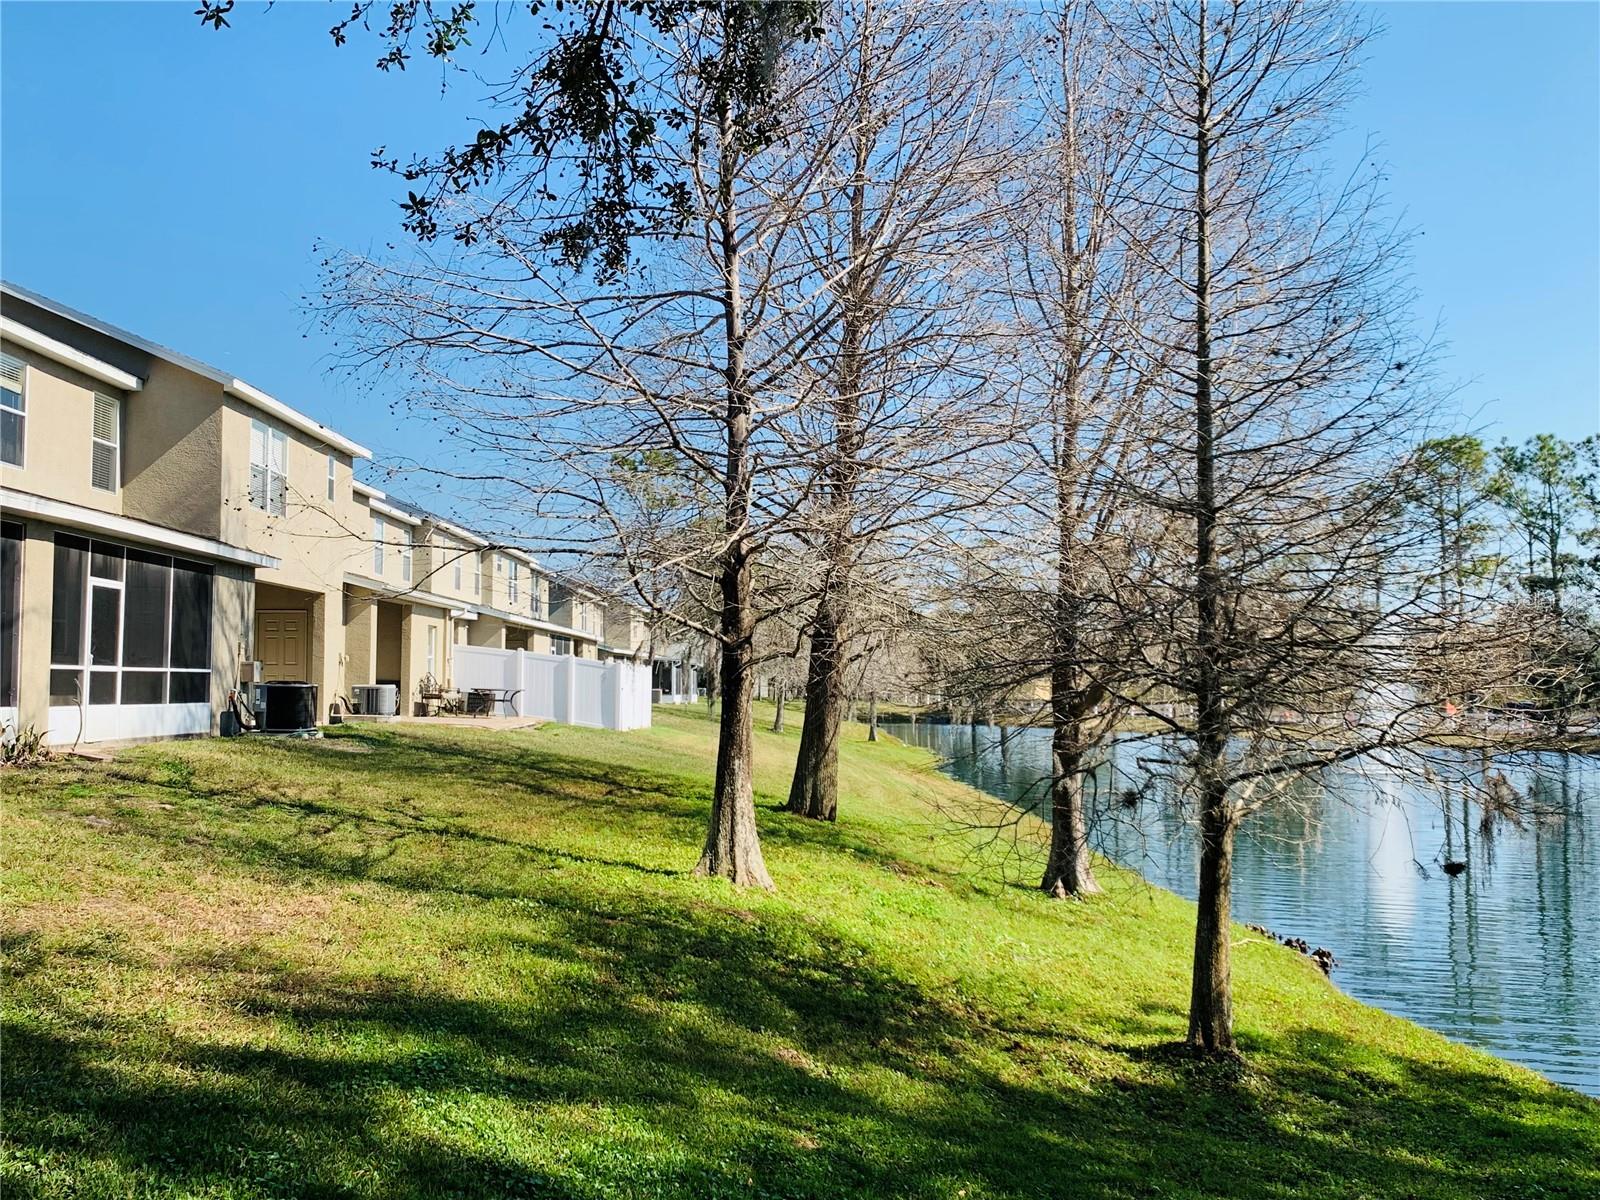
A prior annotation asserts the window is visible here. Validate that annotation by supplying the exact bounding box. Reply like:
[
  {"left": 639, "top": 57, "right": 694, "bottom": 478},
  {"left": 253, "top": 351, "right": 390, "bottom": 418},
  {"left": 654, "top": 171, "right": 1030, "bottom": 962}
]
[
  {"left": 530, "top": 583, "right": 544, "bottom": 619},
  {"left": 1, "top": 353, "right": 24, "bottom": 468},
  {"left": 326, "top": 453, "right": 337, "bottom": 502},
  {"left": 426, "top": 625, "right": 437, "bottom": 678},
  {"left": 1, "top": 523, "right": 20, "bottom": 706},
  {"left": 507, "top": 559, "right": 520, "bottom": 606},
  {"left": 48, "top": 534, "right": 212, "bottom": 706},
  {"left": 401, "top": 531, "right": 413, "bottom": 583},
  {"left": 452, "top": 542, "right": 463, "bottom": 591},
  {"left": 249, "top": 419, "right": 288, "bottom": 516},
  {"left": 551, "top": 636, "right": 572, "bottom": 656},
  {"left": 373, "top": 514, "right": 385, "bottom": 574},
  {"left": 579, "top": 603, "right": 593, "bottom": 633},
  {"left": 91, "top": 393, "right": 120, "bottom": 492},
  {"left": 474, "top": 554, "right": 481, "bottom": 596}
]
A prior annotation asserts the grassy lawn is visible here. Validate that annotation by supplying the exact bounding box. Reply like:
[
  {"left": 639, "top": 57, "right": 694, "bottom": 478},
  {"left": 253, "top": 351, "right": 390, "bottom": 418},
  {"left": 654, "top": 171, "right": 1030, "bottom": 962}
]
[{"left": 2, "top": 707, "right": 1595, "bottom": 1199}]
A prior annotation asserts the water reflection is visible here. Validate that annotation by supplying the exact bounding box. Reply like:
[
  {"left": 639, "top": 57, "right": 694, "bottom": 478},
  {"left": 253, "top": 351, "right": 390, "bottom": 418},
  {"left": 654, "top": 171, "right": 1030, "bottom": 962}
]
[{"left": 881, "top": 720, "right": 1600, "bottom": 1096}]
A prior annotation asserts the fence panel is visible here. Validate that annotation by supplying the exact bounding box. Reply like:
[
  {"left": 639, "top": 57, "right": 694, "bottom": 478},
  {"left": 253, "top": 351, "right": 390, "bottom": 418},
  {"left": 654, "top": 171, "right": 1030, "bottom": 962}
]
[{"left": 451, "top": 645, "right": 649, "bottom": 731}]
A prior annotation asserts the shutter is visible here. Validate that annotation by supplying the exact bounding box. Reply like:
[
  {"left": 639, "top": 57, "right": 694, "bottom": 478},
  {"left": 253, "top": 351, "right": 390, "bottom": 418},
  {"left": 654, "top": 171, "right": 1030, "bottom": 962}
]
[
  {"left": 93, "top": 394, "right": 119, "bottom": 442},
  {"left": 268, "top": 430, "right": 288, "bottom": 516},
  {"left": 92, "top": 443, "right": 117, "bottom": 491},
  {"left": 248, "top": 423, "right": 268, "bottom": 510},
  {"left": 91, "top": 394, "right": 119, "bottom": 491}
]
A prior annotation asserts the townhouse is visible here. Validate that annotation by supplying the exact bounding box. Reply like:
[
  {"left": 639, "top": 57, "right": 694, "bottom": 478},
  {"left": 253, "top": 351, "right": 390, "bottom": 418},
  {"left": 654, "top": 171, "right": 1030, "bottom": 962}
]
[{"left": 0, "top": 282, "right": 642, "bottom": 745}]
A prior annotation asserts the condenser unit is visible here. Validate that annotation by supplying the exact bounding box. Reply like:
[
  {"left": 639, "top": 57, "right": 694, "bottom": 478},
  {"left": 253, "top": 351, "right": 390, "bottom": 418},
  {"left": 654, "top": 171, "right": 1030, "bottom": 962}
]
[{"left": 352, "top": 684, "right": 399, "bottom": 717}]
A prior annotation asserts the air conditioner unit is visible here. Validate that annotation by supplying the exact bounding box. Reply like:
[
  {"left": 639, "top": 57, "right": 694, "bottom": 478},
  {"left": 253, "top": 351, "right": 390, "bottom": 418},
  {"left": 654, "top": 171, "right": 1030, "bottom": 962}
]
[
  {"left": 352, "top": 684, "right": 399, "bottom": 717},
  {"left": 260, "top": 682, "right": 319, "bottom": 733}
]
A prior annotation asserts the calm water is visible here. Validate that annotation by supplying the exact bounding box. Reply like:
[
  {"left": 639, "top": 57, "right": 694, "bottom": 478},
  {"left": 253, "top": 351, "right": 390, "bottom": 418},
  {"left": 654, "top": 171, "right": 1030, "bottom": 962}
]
[{"left": 881, "top": 720, "right": 1600, "bottom": 1096}]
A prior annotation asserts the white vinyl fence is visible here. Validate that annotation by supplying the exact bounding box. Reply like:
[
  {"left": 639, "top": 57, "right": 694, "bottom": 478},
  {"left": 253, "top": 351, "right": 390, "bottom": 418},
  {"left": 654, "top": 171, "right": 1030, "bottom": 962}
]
[{"left": 453, "top": 645, "right": 651, "bottom": 731}]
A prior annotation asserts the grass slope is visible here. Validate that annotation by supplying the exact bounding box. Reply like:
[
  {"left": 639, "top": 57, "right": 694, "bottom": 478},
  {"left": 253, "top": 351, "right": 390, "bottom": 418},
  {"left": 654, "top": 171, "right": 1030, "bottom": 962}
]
[{"left": 2, "top": 707, "right": 1595, "bottom": 1199}]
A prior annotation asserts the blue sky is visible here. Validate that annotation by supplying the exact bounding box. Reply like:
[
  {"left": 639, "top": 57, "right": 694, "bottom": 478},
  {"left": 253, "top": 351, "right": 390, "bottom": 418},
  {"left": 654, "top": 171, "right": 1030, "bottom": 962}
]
[{"left": 2, "top": 0, "right": 1596, "bottom": 473}]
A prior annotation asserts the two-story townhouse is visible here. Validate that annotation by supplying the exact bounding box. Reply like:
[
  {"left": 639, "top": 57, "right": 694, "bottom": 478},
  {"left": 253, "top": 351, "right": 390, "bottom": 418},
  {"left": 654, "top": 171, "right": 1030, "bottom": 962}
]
[
  {"left": 547, "top": 580, "right": 607, "bottom": 659},
  {"left": 0, "top": 281, "right": 370, "bottom": 743},
  {"left": 332, "top": 483, "right": 475, "bottom": 710},
  {"left": 601, "top": 601, "right": 649, "bottom": 664},
  {"left": 1, "top": 282, "right": 645, "bottom": 742},
  {"left": 473, "top": 546, "right": 604, "bottom": 656}
]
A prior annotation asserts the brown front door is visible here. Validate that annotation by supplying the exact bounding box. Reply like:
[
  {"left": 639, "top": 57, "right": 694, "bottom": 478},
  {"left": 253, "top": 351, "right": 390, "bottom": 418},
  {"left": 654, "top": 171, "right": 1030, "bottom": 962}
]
[{"left": 256, "top": 610, "right": 307, "bottom": 681}]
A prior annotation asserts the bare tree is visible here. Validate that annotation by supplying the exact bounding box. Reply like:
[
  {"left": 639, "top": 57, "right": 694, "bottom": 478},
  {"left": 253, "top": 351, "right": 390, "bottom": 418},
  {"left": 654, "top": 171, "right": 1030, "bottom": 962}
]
[
  {"left": 993, "top": 1, "right": 1175, "bottom": 898},
  {"left": 1106, "top": 0, "right": 1436, "bottom": 1053},
  {"left": 776, "top": 0, "right": 1023, "bottom": 821},
  {"left": 323, "top": 3, "right": 839, "bottom": 889}
]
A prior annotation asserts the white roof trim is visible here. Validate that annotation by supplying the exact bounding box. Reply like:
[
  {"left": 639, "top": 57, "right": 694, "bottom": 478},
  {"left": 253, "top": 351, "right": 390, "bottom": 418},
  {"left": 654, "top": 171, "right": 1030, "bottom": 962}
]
[
  {"left": 471, "top": 600, "right": 598, "bottom": 641},
  {"left": 352, "top": 485, "right": 488, "bottom": 548},
  {"left": 0, "top": 318, "right": 144, "bottom": 392},
  {"left": 423, "top": 516, "right": 488, "bottom": 548},
  {"left": 366, "top": 497, "right": 418, "bottom": 525},
  {"left": 226, "top": 380, "right": 371, "bottom": 460},
  {"left": 1, "top": 488, "right": 279, "bottom": 568},
  {"left": 1, "top": 281, "right": 371, "bottom": 461},
  {"left": 342, "top": 573, "right": 467, "bottom": 612}
]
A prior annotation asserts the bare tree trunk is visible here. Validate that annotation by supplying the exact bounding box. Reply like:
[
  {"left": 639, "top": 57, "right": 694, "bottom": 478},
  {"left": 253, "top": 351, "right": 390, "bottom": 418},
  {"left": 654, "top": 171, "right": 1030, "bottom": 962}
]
[
  {"left": 787, "top": 591, "right": 846, "bottom": 820},
  {"left": 772, "top": 680, "right": 786, "bottom": 732},
  {"left": 1042, "top": 647, "right": 1102, "bottom": 896},
  {"left": 867, "top": 692, "right": 878, "bottom": 741},
  {"left": 697, "top": 576, "right": 773, "bottom": 888},
  {"left": 1188, "top": 782, "right": 1235, "bottom": 1050},
  {"left": 785, "top": 58, "right": 870, "bottom": 821},
  {"left": 695, "top": 85, "right": 773, "bottom": 889},
  {"left": 1042, "top": 747, "right": 1101, "bottom": 898},
  {"left": 1186, "top": 3, "right": 1235, "bottom": 1052}
]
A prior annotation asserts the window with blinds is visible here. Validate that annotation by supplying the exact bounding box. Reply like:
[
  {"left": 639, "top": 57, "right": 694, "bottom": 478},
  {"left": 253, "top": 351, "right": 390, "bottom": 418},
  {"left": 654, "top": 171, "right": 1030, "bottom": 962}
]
[
  {"left": 91, "top": 393, "right": 120, "bottom": 492},
  {"left": 401, "top": 531, "right": 413, "bottom": 583},
  {"left": 249, "top": 419, "right": 287, "bottom": 516},
  {"left": 373, "top": 514, "right": 385, "bottom": 573},
  {"left": 0, "top": 353, "right": 24, "bottom": 468}
]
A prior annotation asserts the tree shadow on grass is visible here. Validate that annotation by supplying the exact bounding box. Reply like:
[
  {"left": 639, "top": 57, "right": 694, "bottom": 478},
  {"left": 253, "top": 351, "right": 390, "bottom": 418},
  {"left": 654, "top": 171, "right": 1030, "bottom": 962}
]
[
  {"left": 7, "top": 735, "right": 1598, "bottom": 1198},
  {"left": 8, "top": 886, "right": 1598, "bottom": 1199},
  {"left": 97, "top": 727, "right": 952, "bottom": 896}
]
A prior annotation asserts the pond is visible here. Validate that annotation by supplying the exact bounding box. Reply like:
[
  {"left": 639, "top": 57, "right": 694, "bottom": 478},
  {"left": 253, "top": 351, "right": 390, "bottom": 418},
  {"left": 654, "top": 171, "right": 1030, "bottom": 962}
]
[{"left": 879, "top": 720, "right": 1600, "bottom": 1097}]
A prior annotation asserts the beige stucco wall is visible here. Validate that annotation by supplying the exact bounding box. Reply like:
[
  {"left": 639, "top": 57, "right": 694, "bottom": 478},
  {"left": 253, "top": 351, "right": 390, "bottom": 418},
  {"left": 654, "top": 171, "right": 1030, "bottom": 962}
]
[
  {"left": 216, "top": 398, "right": 367, "bottom": 711},
  {"left": 375, "top": 602, "right": 403, "bottom": 683},
  {"left": 0, "top": 342, "right": 129, "bottom": 516},
  {"left": 0, "top": 343, "right": 226, "bottom": 544},
  {"left": 468, "top": 616, "right": 507, "bottom": 649},
  {"left": 605, "top": 606, "right": 649, "bottom": 659},
  {"left": 409, "top": 604, "right": 449, "bottom": 689},
  {"left": 210, "top": 563, "right": 255, "bottom": 729},
  {"left": 415, "top": 527, "right": 483, "bottom": 607},
  {"left": 361, "top": 506, "right": 419, "bottom": 592},
  {"left": 122, "top": 359, "right": 225, "bottom": 540},
  {"left": 12, "top": 520, "right": 54, "bottom": 735},
  {"left": 344, "top": 589, "right": 378, "bottom": 690}
]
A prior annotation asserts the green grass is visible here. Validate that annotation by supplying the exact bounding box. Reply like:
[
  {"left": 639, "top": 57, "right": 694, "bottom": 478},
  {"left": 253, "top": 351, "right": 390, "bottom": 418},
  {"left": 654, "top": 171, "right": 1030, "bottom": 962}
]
[{"left": 2, "top": 706, "right": 1595, "bottom": 1199}]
